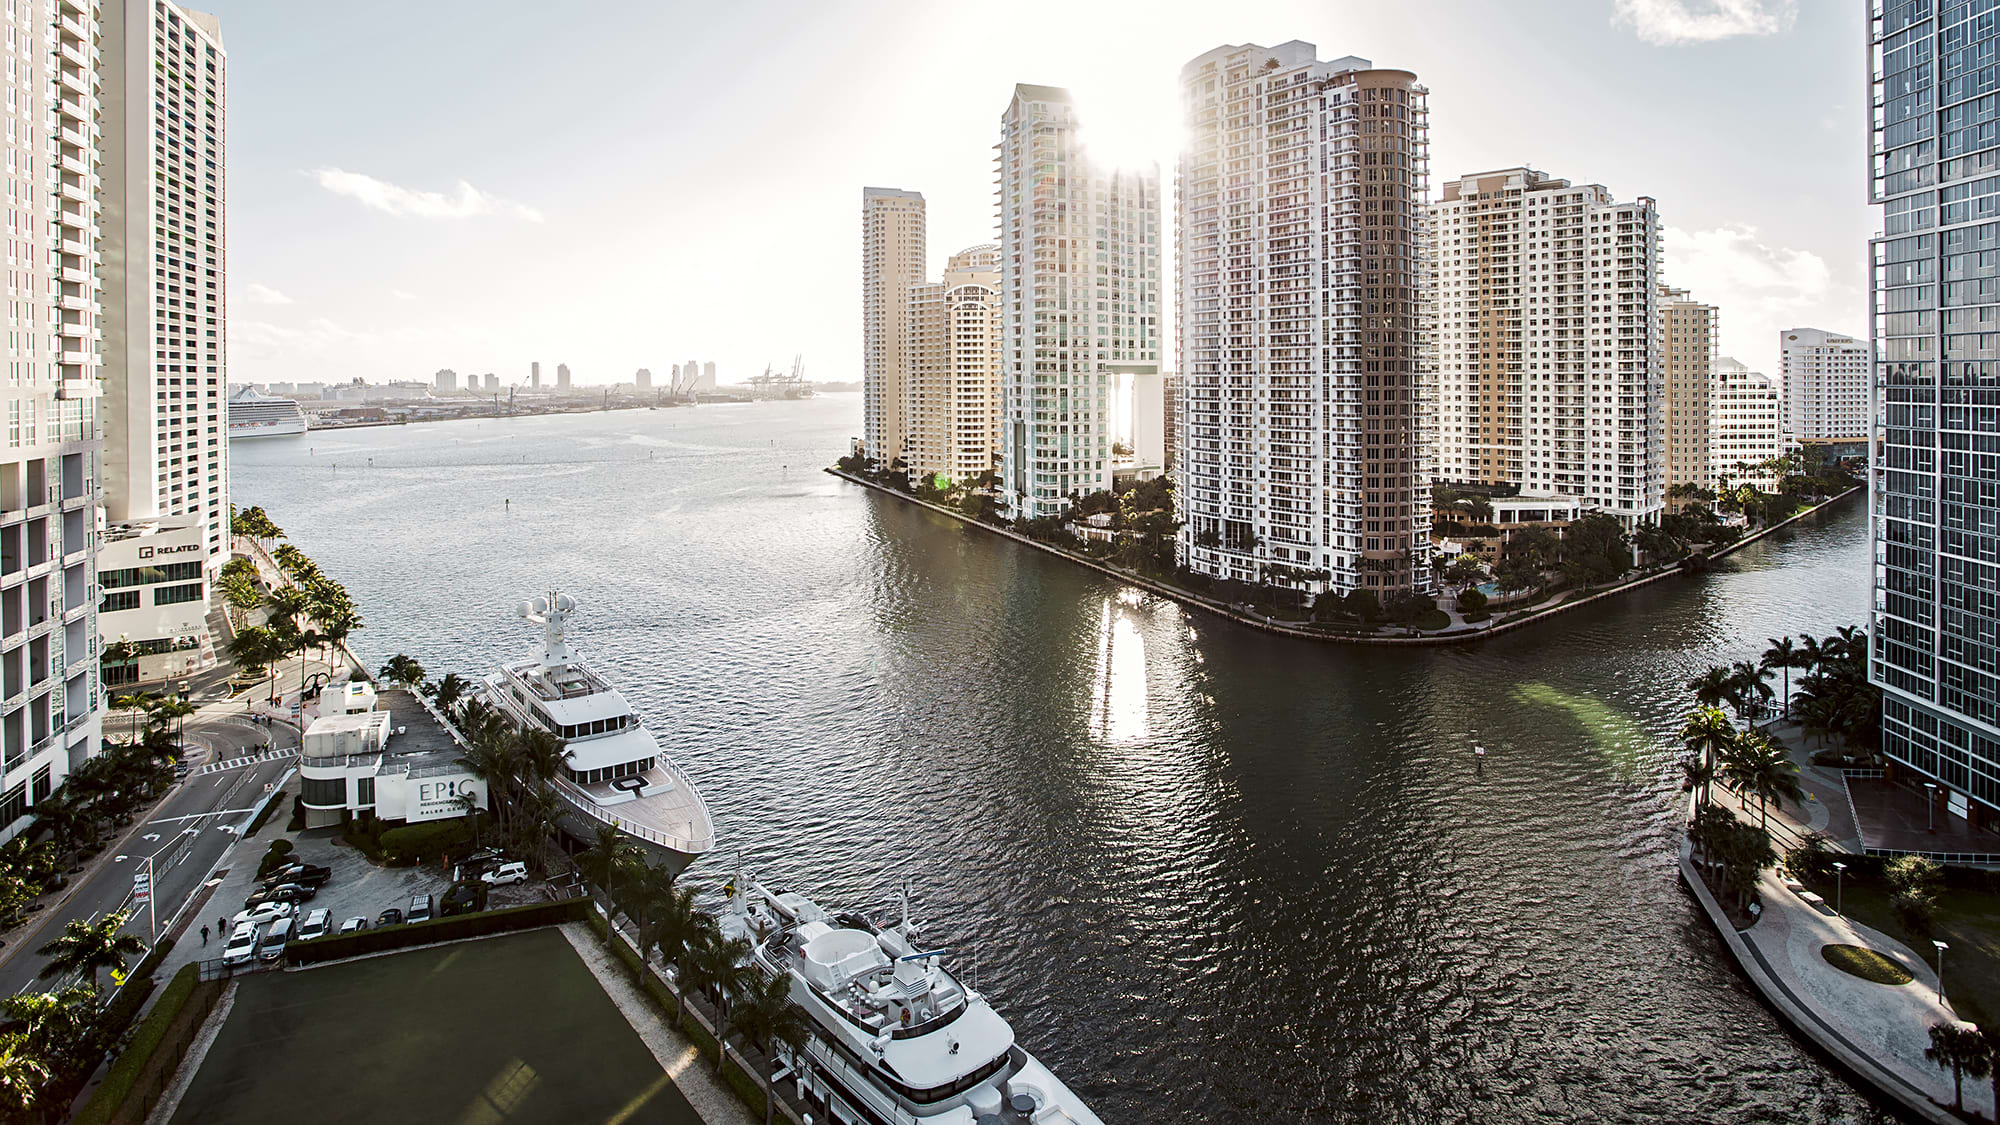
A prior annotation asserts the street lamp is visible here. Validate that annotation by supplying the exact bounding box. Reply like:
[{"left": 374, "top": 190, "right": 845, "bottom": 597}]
[
  {"left": 1936, "top": 939, "right": 1950, "bottom": 1002},
  {"left": 1832, "top": 861, "right": 1847, "bottom": 915},
  {"left": 1927, "top": 782, "right": 1939, "bottom": 833}
]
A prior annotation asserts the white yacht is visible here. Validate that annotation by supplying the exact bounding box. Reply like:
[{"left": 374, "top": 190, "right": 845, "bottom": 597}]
[
  {"left": 721, "top": 874, "right": 1104, "bottom": 1125},
  {"left": 484, "top": 591, "right": 714, "bottom": 878},
  {"left": 226, "top": 385, "right": 309, "bottom": 438}
]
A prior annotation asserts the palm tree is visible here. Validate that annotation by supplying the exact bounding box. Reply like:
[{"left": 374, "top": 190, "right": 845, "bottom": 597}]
[
  {"left": 1728, "top": 660, "right": 1773, "bottom": 721},
  {"left": 1686, "top": 665, "right": 1733, "bottom": 710},
  {"left": 218, "top": 571, "right": 260, "bottom": 630},
  {"left": 227, "top": 625, "right": 285, "bottom": 703},
  {"left": 426, "top": 672, "right": 472, "bottom": 716},
  {"left": 1678, "top": 707, "right": 1734, "bottom": 816},
  {"left": 0, "top": 1032, "right": 49, "bottom": 1118},
  {"left": 513, "top": 727, "right": 570, "bottom": 784},
  {"left": 454, "top": 791, "right": 481, "bottom": 850},
  {"left": 1925, "top": 1020, "right": 1990, "bottom": 1112},
  {"left": 1797, "top": 633, "right": 1825, "bottom": 677},
  {"left": 2, "top": 984, "right": 97, "bottom": 1060},
  {"left": 730, "top": 970, "right": 814, "bottom": 1124},
  {"left": 684, "top": 930, "right": 753, "bottom": 1072},
  {"left": 110, "top": 690, "right": 156, "bottom": 746},
  {"left": 265, "top": 586, "right": 312, "bottom": 692},
  {"left": 1722, "top": 731, "right": 1804, "bottom": 830},
  {"left": 378, "top": 653, "right": 425, "bottom": 691},
  {"left": 579, "top": 821, "right": 644, "bottom": 920},
  {"left": 31, "top": 792, "right": 85, "bottom": 863},
  {"left": 1761, "top": 636, "right": 1800, "bottom": 721},
  {"left": 453, "top": 735, "right": 518, "bottom": 841},
  {"left": 651, "top": 883, "right": 718, "bottom": 1026},
  {"left": 36, "top": 911, "right": 146, "bottom": 990},
  {"left": 149, "top": 697, "right": 196, "bottom": 758}
]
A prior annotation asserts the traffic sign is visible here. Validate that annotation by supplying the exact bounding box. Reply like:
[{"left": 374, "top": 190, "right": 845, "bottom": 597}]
[{"left": 132, "top": 870, "right": 151, "bottom": 905}]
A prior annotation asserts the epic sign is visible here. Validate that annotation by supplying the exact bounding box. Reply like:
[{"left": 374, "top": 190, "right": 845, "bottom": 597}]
[{"left": 407, "top": 774, "right": 486, "bottom": 824}]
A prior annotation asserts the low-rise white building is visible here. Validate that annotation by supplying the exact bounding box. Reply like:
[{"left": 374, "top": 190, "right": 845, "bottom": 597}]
[
  {"left": 298, "top": 687, "right": 488, "bottom": 830},
  {"left": 97, "top": 517, "right": 212, "bottom": 689}
]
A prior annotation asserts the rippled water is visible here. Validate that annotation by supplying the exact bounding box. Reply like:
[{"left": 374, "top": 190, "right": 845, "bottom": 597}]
[{"left": 232, "top": 397, "right": 1894, "bottom": 1123}]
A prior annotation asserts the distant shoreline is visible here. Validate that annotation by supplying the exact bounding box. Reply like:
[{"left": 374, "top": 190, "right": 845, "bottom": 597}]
[{"left": 828, "top": 467, "right": 1861, "bottom": 648}]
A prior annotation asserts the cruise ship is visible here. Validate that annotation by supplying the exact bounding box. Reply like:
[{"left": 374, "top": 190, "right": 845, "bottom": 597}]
[
  {"left": 484, "top": 591, "right": 714, "bottom": 878},
  {"left": 226, "top": 385, "right": 309, "bottom": 438},
  {"left": 720, "top": 873, "right": 1104, "bottom": 1125}
]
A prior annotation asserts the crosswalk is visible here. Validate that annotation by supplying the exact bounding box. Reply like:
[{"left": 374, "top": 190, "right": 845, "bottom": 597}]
[{"left": 189, "top": 746, "right": 297, "bottom": 777}]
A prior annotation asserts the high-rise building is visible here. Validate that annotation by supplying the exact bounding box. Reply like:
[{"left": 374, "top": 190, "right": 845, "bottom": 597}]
[
  {"left": 1779, "top": 327, "right": 1869, "bottom": 449},
  {"left": 998, "top": 85, "right": 1160, "bottom": 519},
  {"left": 483, "top": 372, "right": 498, "bottom": 392},
  {"left": 1661, "top": 287, "right": 1719, "bottom": 491},
  {"left": 102, "top": 0, "right": 228, "bottom": 573},
  {"left": 1710, "top": 358, "right": 1783, "bottom": 491},
  {"left": 435, "top": 369, "right": 457, "bottom": 391},
  {"left": 1429, "top": 166, "right": 1663, "bottom": 527},
  {"left": 0, "top": 0, "right": 108, "bottom": 839},
  {"left": 702, "top": 361, "right": 716, "bottom": 390},
  {"left": 556, "top": 363, "right": 571, "bottom": 390},
  {"left": 1869, "top": 4, "right": 2000, "bottom": 828},
  {"left": 863, "top": 187, "right": 926, "bottom": 467},
  {"left": 1163, "top": 373, "right": 1182, "bottom": 472},
  {"left": 905, "top": 243, "right": 1002, "bottom": 484},
  {"left": 1176, "top": 44, "right": 1425, "bottom": 594},
  {"left": 530, "top": 361, "right": 541, "bottom": 388},
  {"left": 636, "top": 368, "right": 652, "bottom": 389}
]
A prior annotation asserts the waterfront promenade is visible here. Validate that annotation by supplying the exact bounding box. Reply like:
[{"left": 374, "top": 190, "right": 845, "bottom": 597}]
[{"left": 829, "top": 466, "right": 1861, "bottom": 647}]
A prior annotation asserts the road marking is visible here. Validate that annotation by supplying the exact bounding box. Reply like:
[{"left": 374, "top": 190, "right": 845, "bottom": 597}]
[
  {"left": 142, "top": 833, "right": 160, "bottom": 841},
  {"left": 145, "top": 809, "right": 261, "bottom": 825},
  {"left": 114, "top": 855, "right": 127, "bottom": 862}
]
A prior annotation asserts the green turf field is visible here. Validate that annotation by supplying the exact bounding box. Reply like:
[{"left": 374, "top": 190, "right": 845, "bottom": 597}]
[{"left": 169, "top": 927, "right": 702, "bottom": 1125}]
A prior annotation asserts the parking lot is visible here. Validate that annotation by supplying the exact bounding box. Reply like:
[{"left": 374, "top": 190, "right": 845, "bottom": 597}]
[{"left": 194, "top": 824, "right": 545, "bottom": 957}]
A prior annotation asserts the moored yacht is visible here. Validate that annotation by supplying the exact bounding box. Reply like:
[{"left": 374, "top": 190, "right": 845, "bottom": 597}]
[
  {"left": 484, "top": 591, "right": 713, "bottom": 878},
  {"left": 720, "top": 873, "right": 1103, "bottom": 1125}
]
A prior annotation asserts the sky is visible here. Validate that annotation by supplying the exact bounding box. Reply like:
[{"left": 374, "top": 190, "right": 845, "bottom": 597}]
[{"left": 210, "top": 0, "right": 1864, "bottom": 388}]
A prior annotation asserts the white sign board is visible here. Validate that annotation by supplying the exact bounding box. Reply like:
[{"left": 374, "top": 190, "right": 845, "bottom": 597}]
[
  {"left": 132, "top": 870, "right": 151, "bottom": 905},
  {"left": 406, "top": 773, "right": 488, "bottom": 824}
]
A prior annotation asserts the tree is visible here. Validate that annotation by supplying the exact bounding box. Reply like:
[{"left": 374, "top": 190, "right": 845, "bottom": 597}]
[
  {"left": 227, "top": 626, "right": 285, "bottom": 702},
  {"left": 35, "top": 911, "right": 146, "bottom": 990},
  {"left": 1457, "top": 588, "right": 1489, "bottom": 617},
  {"left": 1761, "top": 636, "right": 1801, "bottom": 720},
  {"left": 1494, "top": 555, "right": 1542, "bottom": 596},
  {"left": 730, "top": 970, "right": 814, "bottom": 1124},
  {"left": 684, "top": 930, "right": 754, "bottom": 1072},
  {"left": 218, "top": 571, "right": 260, "bottom": 630},
  {"left": 1679, "top": 706, "right": 1734, "bottom": 820},
  {"left": 1925, "top": 1020, "right": 1990, "bottom": 1112},
  {"left": 0, "top": 1032, "right": 48, "bottom": 1118},
  {"left": 378, "top": 654, "right": 426, "bottom": 691},
  {"left": 1346, "top": 589, "right": 1382, "bottom": 625},
  {"left": 1732, "top": 731, "right": 1803, "bottom": 830},
  {"left": 578, "top": 820, "right": 643, "bottom": 918},
  {"left": 109, "top": 690, "right": 155, "bottom": 746},
  {"left": 651, "top": 884, "right": 718, "bottom": 1027},
  {"left": 149, "top": 697, "right": 196, "bottom": 759},
  {"left": 1, "top": 984, "right": 97, "bottom": 1064},
  {"left": 425, "top": 672, "right": 472, "bottom": 716}
]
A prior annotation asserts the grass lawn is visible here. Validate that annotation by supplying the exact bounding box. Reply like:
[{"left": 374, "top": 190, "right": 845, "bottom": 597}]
[
  {"left": 1822, "top": 943, "right": 1915, "bottom": 985},
  {"left": 169, "top": 927, "right": 700, "bottom": 1125},
  {"left": 1801, "top": 871, "right": 2000, "bottom": 1027}
]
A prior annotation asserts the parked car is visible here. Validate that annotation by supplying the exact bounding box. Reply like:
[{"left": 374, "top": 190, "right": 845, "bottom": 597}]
[
  {"left": 261, "top": 862, "right": 332, "bottom": 889},
  {"left": 440, "top": 881, "right": 486, "bottom": 917},
  {"left": 479, "top": 861, "right": 529, "bottom": 887},
  {"left": 244, "top": 883, "right": 314, "bottom": 909},
  {"left": 407, "top": 894, "right": 433, "bottom": 924},
  {"left": 338, "top": 916, "right": 369, "bottom": 935},
  {"left": 258, "top": 917, "right": 293, "bottom": 962},
  {"left": 376, "top": 908, "right": 403, "bottom": 927},
  {"left": 221, "top": 924, "right": 258, "bottom": 967},
  {"left": 232, "top": 900, "right": 297, "bottom": 929},
  {"left": 295, "top": 908, "right": 331, "bottom": 942}
]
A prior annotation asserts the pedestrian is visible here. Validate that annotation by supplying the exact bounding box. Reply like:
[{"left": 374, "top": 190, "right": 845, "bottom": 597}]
[
  {"left": 200, "top": 924, "right": 209, "bottom": 945},
  {"left": 218, "top": 915, "right": 228, "bottom": 938}
]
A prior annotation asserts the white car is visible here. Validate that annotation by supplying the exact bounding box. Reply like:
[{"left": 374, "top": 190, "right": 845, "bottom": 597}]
[
  {"left": 221, "top": 924, "right": 258, "bottom": 967},
  {"left": 295, "top": 908, "right": 331, "bottom": 942},
  {"left": 232, "top": 900, "right": 297, "bottom": 929},
  {"left": 338, "top": 916, "right": 369, "bottom": 935},
  {"left": 480, "top": 861, "right": 529, "bottom": 887}
]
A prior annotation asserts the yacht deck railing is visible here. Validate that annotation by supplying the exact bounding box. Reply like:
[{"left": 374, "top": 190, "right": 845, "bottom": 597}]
[{"left": 552, "top": 764, "right": 715, "bottom": 855}]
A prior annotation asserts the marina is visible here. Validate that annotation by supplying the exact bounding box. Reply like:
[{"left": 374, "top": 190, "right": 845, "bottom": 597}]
[{"left": 229, "top": 398, "right": 1882, "bottom": 1122}]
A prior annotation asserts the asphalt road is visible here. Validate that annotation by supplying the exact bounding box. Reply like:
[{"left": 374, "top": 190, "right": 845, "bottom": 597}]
[{"left": 0, "top": 703, "right": 300, "bottom": 996}]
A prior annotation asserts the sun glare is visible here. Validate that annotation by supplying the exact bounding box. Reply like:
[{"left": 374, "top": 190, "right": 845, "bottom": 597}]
[{"left": 1069, "top": 76, "right": 1185, "bottom": 173}]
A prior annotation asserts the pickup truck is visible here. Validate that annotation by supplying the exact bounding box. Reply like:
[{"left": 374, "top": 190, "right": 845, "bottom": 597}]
[{"left": 261, "top": 862, "right": 332, "bottom": 890}]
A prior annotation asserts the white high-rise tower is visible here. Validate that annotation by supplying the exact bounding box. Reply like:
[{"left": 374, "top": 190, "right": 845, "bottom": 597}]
[
  {"left": 1177, "top": 43, "right": 1429, "bottom": 595},
  {"left": 1778, "top": 327, "right": 1869, "bottom": 448},
  {"left": 998, "top": 85, "right": 1160, "bottom": 519}
]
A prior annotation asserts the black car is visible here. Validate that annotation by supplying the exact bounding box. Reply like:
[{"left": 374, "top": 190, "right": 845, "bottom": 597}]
[
  {"left": 376, "top": 907, "right": 404, "bottom": 927},
  {"left": 263, "top": 862, "right": 332, "bottom": 889},
  {"left": 244, "top": 883, "right": 314, "bottom": 909}
]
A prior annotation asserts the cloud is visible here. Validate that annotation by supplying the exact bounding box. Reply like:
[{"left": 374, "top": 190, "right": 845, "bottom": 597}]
[
  {"left": 389, "top": 289, "right": 417, "bottom": 301},
  {"left": 230, "top": 317, "right": 374, "bottom": 357},
  {"left": 1613, "top": 0, "right": 1797, "bottom": 44},
  {"left": 310, "top": 168, "right": 544, "bottom": 222},
  {"left": 1665, "top": 225, "right": 1854, "bottom": 370},
  {"left": 241, "top": 282, "right": 293, "bottom": 306}
]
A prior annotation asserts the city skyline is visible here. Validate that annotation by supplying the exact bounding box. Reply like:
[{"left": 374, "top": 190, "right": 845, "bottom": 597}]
[{"left": 201, "top": 0, "right": 1858, "bottom": 387}]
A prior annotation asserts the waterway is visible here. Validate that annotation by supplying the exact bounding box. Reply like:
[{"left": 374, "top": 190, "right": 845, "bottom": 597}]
[{"left": 232, "top": 396, "right": 1888, "bottom": 1123}]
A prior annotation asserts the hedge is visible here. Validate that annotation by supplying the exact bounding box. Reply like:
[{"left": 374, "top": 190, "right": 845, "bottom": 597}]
[
  {"left": 128, "top": 934, "right": 175, "bottom": 986},
  {"left": 286, "top": 898, "right": 588, "bottom": 965},
  {"left": 377, "top": 818, "right": 472, "bottom": 863},
  {"left": 72, "top": 964, "right": 200, "bottom": 1125}
]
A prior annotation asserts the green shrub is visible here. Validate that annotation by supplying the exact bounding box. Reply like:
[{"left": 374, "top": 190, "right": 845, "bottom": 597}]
[
  {"left": 286, "top": 793, "right": 306, "bottom": 832},
  {"left": 72, "top": 964, "right": 200, "bottom": 1125},
  {"left": 256, "top": 839, "right": 295, "bottom": 877},
  {"left": 286, "top": 899, "right": 588, "bottom": 965},
  {"left": 1457, "top": 588, "right": 1488, "bottom": 616},
  {"left": 377, "top": 818, "right": 471, "bottom": 863}
]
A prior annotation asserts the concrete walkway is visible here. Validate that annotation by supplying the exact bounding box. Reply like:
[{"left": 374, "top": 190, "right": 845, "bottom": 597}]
[
  {"left": 1744, "top": 865, "right": 1987, "bottom": 1119},
  {"left": 558, "top": 922, "right": 757, "bottom": 1125}
]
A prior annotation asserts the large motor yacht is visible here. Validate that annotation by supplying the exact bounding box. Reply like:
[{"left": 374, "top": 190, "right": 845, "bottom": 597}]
[
  {"left": 484, "top": 591, "right": 713, "bottom": 877},
  {"left": 720, "top": 873, "right": 1103, "bottom": 1125}
]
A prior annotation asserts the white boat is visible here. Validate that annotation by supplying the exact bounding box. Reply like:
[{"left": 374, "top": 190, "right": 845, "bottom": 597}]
[
  {"left": 721, "top": 874, "right": 1104, "bottom": 1125},
  {"left": 484, "top": 591, "right": 714, "bottom": 878},
  {"left": 227, "top": 385, "right": 309, "bottom": 438}
]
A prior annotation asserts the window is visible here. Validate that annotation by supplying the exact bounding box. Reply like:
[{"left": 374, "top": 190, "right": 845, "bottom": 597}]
[
  {"left": 153, "top": 582, "right": 203, "bottom": 606},
  {"left": 300, "top": 775, "right": 346, "bottom": 808},
  {"left": 99, "top": 590, "right": 140, "bottom": 613},
  {"left": 100, "top": 561, "right": 200, "bottom": 589}
]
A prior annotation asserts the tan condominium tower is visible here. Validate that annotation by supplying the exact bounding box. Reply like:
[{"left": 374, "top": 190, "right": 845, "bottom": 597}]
[
  {"left": 1429, "top": 167, "right": 1663, "bottom": 526},
  {"left": 0, "top": 0, "right": 108, "bottom": 839},
  {"left": 906, "top": 243, "right": 1002, "bottom": 485},
  {"left": 862, "top": 187, "right": 926, "bottom": 468},
  {"left": 102, "top": 0, "right": 229, "bottom": 571},
  {"left": 1660, "top": 286, "right": 1718, "bottom": 490},
  {"left": 1177, "top": 42, "right": 1429, "bottom": 596},
  {"left": 1777, "top": 327, "right": 1869, "bottom": 448},
  {"left": 997, "top": 84, "right": 1161, "bottom": 519}
]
